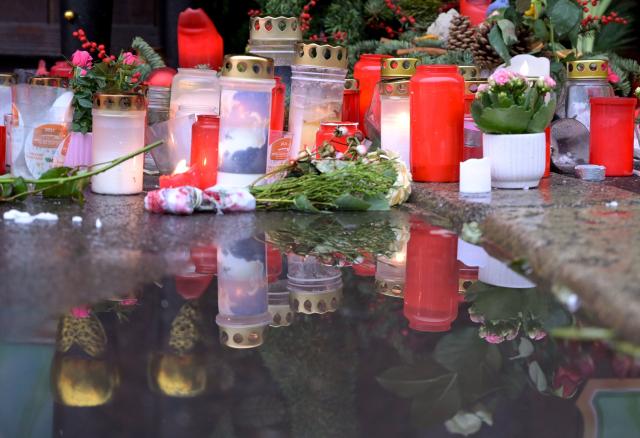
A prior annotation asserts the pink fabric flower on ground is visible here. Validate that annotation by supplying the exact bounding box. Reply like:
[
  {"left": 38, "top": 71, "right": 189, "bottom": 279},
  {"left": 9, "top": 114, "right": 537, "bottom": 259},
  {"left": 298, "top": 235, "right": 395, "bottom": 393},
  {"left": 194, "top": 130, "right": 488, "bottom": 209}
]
[
  {"left": 71, "top": 50, "right": 92, "bottom": 69},
  {"left": 607, "top": 66, "right": 619, "bottom": 84},
  {"left": 122, "top": 52, "right": 139, "bottom": 65}
]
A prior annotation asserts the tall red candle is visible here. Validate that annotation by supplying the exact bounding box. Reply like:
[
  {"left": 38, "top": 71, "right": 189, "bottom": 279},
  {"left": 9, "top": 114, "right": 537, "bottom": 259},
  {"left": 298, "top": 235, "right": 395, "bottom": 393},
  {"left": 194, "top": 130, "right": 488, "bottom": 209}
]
[
  {"left": 410, "top": 65, "right": 464, "bottom": 182},
  {"left": 404, "top": 218, "right": 459, "bottom": 332},
  {"left": 460, "top": 0, "right": 491, "bottom": 26},
  {"left": 177, "top": 8, "right": 224, "bottom": 70},
  {"left": 342, "top": 79, "right": 360, "bottom": 123},
  {"left": 270, "top": 76, "right": 286, "bottom": 132},
  {"left": 353, "top": 54, "right": 391, "bottom": 136},
  {"left": 0, "top": 125, "right": 5, "bottom": 174},
  {"left": 590, "top": 97, "right": 636, "bottom": 177},
  {"left": 190, "top": 115, "right": 220, "bottom": 189}
]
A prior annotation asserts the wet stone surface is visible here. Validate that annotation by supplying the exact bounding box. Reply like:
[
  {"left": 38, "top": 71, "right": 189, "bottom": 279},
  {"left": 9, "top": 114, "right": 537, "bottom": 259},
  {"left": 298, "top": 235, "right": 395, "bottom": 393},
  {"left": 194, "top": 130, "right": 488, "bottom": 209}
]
[{"left": 411, "top": 174, "right": 640, "bottom": 343}]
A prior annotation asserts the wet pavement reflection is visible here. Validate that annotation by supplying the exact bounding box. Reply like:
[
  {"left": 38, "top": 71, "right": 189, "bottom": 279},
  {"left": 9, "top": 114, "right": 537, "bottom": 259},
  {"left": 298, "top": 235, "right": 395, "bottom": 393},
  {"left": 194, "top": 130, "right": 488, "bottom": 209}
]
[{"left": 2, "top": 213, "right": 640, "bottom": 438}]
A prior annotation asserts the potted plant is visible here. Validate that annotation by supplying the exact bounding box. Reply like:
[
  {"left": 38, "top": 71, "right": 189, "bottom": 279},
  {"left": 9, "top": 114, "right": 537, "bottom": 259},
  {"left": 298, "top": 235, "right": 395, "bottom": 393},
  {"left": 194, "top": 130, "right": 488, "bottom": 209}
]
[{"left": 471, "top": 69, "right": 556, "bottom": 189}]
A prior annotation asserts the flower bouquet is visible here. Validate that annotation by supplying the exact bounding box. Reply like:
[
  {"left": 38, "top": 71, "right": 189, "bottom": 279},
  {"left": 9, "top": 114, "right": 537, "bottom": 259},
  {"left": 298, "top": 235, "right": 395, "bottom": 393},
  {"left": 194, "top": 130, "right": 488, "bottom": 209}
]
[{"left": 472, "top": 68, "right": 556, "bottom": 189}]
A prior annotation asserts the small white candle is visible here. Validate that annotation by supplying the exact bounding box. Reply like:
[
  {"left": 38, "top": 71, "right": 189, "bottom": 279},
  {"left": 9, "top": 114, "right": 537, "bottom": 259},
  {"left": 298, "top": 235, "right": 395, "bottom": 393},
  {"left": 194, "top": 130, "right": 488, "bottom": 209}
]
[
  {"left": 459, "top": 157, "right": 491, "bottom": 194},
  {"left": 508, "top": 54, "right": 550, "bottom": 77}
]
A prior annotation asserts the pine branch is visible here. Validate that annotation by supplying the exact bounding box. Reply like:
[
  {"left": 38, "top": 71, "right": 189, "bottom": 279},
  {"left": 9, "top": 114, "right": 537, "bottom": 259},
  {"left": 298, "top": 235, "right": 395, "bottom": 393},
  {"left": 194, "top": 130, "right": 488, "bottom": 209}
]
[{"left": 131, "top": 37, "right": 165, "bottom": 69}]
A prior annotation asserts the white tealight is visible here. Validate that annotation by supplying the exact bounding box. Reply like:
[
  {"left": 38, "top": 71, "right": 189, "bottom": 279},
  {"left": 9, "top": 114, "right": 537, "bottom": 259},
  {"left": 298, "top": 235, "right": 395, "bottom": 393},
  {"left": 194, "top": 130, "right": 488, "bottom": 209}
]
[
  {"left": 14, "top": 215, "right": 35, "bottom": 224},
  {"left": 34, "top": 212, "right": 58, "bottom": 221},
  {"left": 72, "top": 216, "right": 83, "bottom": 224},
  {"left": 3, "top": 209, "right": 30, "bottom": 221},
  {"left": 95, "top": 218, "right": 103, "bottom": 229},
  {"left": 459, "top": 158, "right": 491, "bottom": 194}
]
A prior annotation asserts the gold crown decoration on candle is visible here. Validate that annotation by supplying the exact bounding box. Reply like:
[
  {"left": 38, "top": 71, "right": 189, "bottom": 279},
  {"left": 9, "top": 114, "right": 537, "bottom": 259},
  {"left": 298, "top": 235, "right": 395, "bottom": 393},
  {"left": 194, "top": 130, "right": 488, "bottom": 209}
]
[
  {"left": 381, "top": 57, "right": 419, "bottom": 78},
  {"left": 375, "top": 278, "right": 404, "bottom": 298},
  {"left": 221, "top": 55, "right": 275, "bottom": 80},
  {"left": 290, "top": 288, "right": 343, "bottom": 315},
  {"left": 465, "top": 80, "right": 488, "bottom": 95},
  {"left": 93, "top": 92, "right": 147, "bottom": 111},
  {"left": 51, "top": 355, "right": 118, "bottom": 407},
  {"left": 567, "top": 59, "right": 608, "bottom": 80},
  {"left": 379, "top": 79, "right": 410, "bottom": 97},
  {"left": 268, "top": 303, "right": 295, "bottom": 327},
  {"left": 344, "top": 78, "right": 359, "bottom": 91},
  {"left": 149, "top": 352, "right": 207, "bottom": 397},
  {"left": 294, "top": 43, "right": 348, "bottom": 69},
  {"left": 459, "top": 278, "right": 477, "bottom": 294},
  {"left": 29, "top": 76, "right": 66, "bottom": 87},
  {"left": 250, "top": 16, "right": 302, "bottom": 42},
  {"left": 458, "top": 65, "right": 481, "bottom": 80},
  {"left": 218, "top": 322, "right": 268, "bottom": 349},
  {"left": 0, "top": 73, "right": 16, "bottom": 86}
]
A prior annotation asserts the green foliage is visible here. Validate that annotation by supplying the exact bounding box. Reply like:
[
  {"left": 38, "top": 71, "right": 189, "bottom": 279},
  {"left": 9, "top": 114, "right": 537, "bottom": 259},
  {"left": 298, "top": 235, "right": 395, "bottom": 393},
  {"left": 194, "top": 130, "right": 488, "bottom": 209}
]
[
  {"left": 325, "top": 0, "right": 366, "bottom": 43},
  {"left": 471, "top": 77, "right": 557, "bottom": 134},
  {"left": 131, "top": 36, "right": 165, "bottom": 69},
  {"left": 398, "top": 0, "right": 442, "bottom": 27}
]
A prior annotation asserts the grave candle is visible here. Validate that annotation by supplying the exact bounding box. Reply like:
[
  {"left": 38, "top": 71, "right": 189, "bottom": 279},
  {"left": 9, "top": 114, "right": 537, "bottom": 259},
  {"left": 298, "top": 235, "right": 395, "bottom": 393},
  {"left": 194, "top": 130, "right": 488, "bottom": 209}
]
[{"left": 459, "top": 157, "right": 491, "bottom": 194}]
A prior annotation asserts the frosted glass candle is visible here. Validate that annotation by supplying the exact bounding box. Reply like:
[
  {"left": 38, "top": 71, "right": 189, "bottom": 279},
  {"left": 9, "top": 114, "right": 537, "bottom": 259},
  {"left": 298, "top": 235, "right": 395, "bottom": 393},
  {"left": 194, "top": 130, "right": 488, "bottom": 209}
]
[
  {"left": 91, "top": 94, "right": 146, "bottom": 195},
  {"left": 380, "top": 94, "right": 410, "bottom": 165},
  {"left": 459, "top": 157, "right": 491, "bottom": 194}
]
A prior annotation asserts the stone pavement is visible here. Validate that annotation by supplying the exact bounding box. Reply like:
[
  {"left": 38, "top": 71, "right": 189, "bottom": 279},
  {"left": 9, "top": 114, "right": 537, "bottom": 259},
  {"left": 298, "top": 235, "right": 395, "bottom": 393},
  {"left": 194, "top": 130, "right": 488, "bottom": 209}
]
[{"left": 410, "top": 174, "right": 640, "bottom": 343}]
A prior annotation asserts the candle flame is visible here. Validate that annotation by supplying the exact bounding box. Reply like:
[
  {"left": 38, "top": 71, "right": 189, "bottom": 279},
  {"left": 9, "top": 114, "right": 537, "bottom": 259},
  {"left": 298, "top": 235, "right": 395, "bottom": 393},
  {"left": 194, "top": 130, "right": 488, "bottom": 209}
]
[
  {"left": 172, "top": 159, "right": 189, "bottom": 175},
  {"left": 520, "top": 60, "right": 530, "bottom": 76}
]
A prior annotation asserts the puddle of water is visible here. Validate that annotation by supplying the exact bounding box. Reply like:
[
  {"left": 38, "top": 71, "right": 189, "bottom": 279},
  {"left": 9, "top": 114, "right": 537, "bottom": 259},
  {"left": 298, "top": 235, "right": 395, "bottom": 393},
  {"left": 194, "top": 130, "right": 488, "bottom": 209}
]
[{"left": 1, "top": 212, "right": 639, "bottom": 438}]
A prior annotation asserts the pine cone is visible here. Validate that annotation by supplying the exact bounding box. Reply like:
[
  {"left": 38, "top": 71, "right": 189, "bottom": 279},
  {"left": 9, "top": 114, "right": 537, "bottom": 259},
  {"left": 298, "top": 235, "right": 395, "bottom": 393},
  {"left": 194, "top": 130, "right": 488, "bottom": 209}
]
[
  {"left": 471, "top": 22, "right": 503, "bottom": 69},
  {"left": 472, "top": 21, "right": 535, "bottom": 69},
  {"left": 447, "top": 15, "right": 476, "bottom": 51}
]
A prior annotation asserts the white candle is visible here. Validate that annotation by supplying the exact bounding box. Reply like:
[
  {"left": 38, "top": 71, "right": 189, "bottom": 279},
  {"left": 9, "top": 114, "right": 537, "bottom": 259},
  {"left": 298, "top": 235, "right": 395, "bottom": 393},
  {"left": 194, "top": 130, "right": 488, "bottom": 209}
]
[
  {"left": 508, "top": 55, "right": 550, "bottom": 77},
  {"left": 380, "top": 96, "right": 411, "bottom": 166},
  {"left": 459, "top": 157, "right": 491, "bottom": 194}
]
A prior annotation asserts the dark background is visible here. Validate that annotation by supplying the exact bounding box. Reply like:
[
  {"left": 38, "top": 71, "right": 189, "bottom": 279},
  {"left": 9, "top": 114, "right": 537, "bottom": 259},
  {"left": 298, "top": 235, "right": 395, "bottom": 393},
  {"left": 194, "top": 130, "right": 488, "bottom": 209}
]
[{"left": 0, "top": 0, "right": 257, "bottom": 70}]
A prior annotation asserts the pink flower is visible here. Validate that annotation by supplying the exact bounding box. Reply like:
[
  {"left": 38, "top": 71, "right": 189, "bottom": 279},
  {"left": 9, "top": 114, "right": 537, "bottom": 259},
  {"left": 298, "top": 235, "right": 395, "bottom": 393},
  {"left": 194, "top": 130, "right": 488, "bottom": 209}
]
[
  {"left": 490, "top": 68, "right": 512, "bottom": 86},
  {"left": 122, "top": 52, "right": 139, "bottom": 65},
  {"left": 70, "top": 305, "right": 90, "bottom": 319},
  {"left": 80, "top": 69, "right": 88, "bottom": 77},
  {"left": 71, "top": 50, "right": 92, "bottom": 69},
  {"left": 119, "top": 298, "right": 138, "bottom": 306},
  {"left": 476, "top": 83, "right": 490, "bottom": 94},
  {"left": 484, "top": 334, "right": 506, "bottom": 344},
  {"left": 544, "top": 76, "right": 556, "bottom": 89},
  {"left": 607, "top": 66, "right": 619, "bottom": 84}
]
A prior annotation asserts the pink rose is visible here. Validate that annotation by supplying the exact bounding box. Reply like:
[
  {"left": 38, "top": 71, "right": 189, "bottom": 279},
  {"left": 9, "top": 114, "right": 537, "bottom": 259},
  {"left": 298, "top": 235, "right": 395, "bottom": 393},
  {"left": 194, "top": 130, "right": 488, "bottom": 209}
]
[
  {"left": 491, "top": 68, "right": 512, "bottom": 86},
  {"left": 122, "top": 52, "right": 139, "bottom": 65},
  {"left": 70, "top": 305, "right": 90, "bottom": 319},
  {"left": 71, "top": 50, "right": 92, "bottom": 69},
  {"left": 607, "top": 66, "right": 619, "bottom": 84}
]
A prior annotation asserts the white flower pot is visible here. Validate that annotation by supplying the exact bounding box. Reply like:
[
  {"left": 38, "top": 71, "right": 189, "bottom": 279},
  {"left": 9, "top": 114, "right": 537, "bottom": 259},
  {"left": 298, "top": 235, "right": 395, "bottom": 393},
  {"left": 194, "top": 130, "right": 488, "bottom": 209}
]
[
  {"left": 483, "top": 132, "right": 546, "bottom": 189},
  {"left": 479, "top": 255, "right": 536, "bottom": 289}
]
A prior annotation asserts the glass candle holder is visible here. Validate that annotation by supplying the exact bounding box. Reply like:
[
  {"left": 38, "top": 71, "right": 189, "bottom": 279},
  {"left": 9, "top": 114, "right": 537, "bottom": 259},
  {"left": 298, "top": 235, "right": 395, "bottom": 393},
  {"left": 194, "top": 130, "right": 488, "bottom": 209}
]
[
  {"left": 560, "top": 60, "right": 614, "bottom": 130},
  {"left": 217, "top": 55, "right": 275, "bottom": 187},
  {"left": 404, "top": 218, "right": 459, "bottom": 332},
  {"left": 190, "top": 114, "right": 220, "bottom": 189},
  {"left": 147, "top": 85, "right": 171, "bottom": 125},
  {"left": 315, "top": 121, "right": 359, "bottom": 154},
  {"left": 169, "top": 68, "right": 220, "bottom": 119},
  {"left": 410, "top": 65, "right": 464, "bottom": 182},
  {"left": 288, "top": 43, "right": 348, "bottom": 159},
  {"left": 380, "top": 80, "right": 410, "bottom": 166},
  {"left": 91, "top": 93, "right": 146, "bottom": 195},
  {"left": 177, "top": 8, "right": 224, "bottom": 70},
  {"left": 216, "top": 236, "right": 270, "bottom": 349},
  {"left": 0, "top": 74, "right": 14, "bottom": 173},
  {"left": 590, "top": 97, "right": 636, "bottom": 176},
  {"left": 247, "top": 16, "right": 302, "bottom": 95},
  {"left": 270, "top": 76, "right": 286, "bottom": 132},
  {"left": 342, "top": 78, "right": 359, "bottom": 123},
  {"left": 353, "top": 54, "right": 392, "bottom": 136},
  {"left": 287, "top": 254, "right": 343, "bottom": 315}
]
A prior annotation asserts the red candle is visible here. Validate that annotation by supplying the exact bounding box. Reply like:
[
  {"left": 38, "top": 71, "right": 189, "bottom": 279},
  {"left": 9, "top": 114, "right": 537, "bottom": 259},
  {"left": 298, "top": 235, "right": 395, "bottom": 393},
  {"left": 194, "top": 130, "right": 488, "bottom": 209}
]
[
  {"left": 0, "top": 125, "right": 5, "bottom": 174},
  {"left": 342, "top": 79, "right": 360, "bottom": 123},
  {"left": 410, "top": 65, "right": 464, "bottom": 182},
  {"left": 544, "top": 126, "right": 551, "bottom": 178},
  {"left": 315, "top": 121, "right": 359, "bottom": 154},
  {"left": 159, "top": 161, "right": 201, "bottom": 188},
  {"left": 267, "top": 244, "right": 283, "bottom": 283},
  {"left": 177, "top": 8, "right": 224, "bottom": 70},
  {"left": 590, "top": 97, "right": 636, "bottom": 176},
  {"left": 404, "top": 218, "right": 459, "bottom": 332},
  {"left": 191, "top": 246, "right": 217, "bottom": 275},
  {"left": 271, "top": 76, "right": 286, "bottom": 132},
  {"left": 175, "top": 273, "right": 214, "bottom": 300},
  {"left": 190, "top": 115, "right": 220, "bottom": 189},
  {"left": 353, "top": 54, "right": 391, "bottom": 136}
]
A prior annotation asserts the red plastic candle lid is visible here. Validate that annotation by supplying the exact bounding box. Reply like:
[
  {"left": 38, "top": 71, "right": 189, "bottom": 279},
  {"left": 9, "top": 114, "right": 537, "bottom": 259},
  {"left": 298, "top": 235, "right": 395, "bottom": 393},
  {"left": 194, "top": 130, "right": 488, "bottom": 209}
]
[{"left": 590, "top": 97, "right": 636, "bottom": 106}]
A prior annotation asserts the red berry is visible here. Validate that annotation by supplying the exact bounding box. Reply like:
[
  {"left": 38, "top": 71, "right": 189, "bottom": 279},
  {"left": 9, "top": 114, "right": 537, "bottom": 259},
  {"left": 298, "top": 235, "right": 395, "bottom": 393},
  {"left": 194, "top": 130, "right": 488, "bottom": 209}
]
[{"left": 72, "top": 31, "right": 78, "bottom": 37}]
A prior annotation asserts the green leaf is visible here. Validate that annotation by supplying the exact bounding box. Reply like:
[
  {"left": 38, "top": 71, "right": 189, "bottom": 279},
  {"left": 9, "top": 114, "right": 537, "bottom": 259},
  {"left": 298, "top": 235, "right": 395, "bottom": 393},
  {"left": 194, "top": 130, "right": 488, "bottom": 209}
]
[
  {"left": 474, "top": 106, "right": 534, "bottom": 134},
  {"left": 410, "top": 375, "right": 461, "bottom": 428},
  {"left": 12, "top": 177, "right": 29, "bottom": 200},
  {"left": 547, "top": 0, "right": 582, "bottom": 37},
  {"left": 528, "top": 97, "right": 557, "bottom": 133},
  {"left": 488, "top": 25, "right": 512, "bottom": 64},
  {"left": 77, "top": 97, "right": 93, "bottom": 109},
  {"left": 497, "top": 20, "right": 518, "bottom": 46},
  {"left": 377, "top": 363, "right": 455, "bottom": 399},
  {"left": 293, "top": 194, "right": 321, "bottom": 212},
  {"left": 533, "top": 19, "right": 550, "bottom": 42},
  {"left": 364, "top": 195, "right": 390, "bottom": 211},
  {"left": 35, "top": 167, "right": 89, "bottom": 201},
  {"left": 434, "top": 327, "right": 491, "bottom": 373},
  {"left": 512, "top": 337, "right": 535, "bottom": 359},
  {"left": 334, "top": 194, "right": 371, "bottom": 211},
  {"left": 528, "top": 361, "right": 548, "bottom": 392},
  {"left": 470, "top": 283, "right": 532, "bottom": 321}
]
